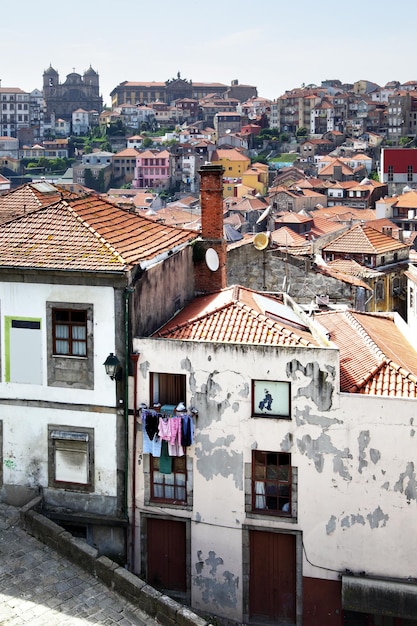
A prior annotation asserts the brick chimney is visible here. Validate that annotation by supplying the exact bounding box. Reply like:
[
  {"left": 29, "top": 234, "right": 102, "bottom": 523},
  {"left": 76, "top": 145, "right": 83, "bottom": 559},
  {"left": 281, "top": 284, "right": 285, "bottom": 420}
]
[{"left": 195, "top": 163, "right": 227, "bottom": 294}]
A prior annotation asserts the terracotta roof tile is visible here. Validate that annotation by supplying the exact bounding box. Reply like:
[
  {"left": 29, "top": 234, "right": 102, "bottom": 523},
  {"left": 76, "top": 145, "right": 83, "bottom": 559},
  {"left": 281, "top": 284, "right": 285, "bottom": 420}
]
[
  {"left": 0, "top": 182, "right": 77, "bottom": 224},
  {"left": 154, "top": 285, "right": 318, "bottom": 347},
  {"left": 322, "top": 223, "right": 409, "bottom": 255},
  {"left": 0, "top": 193, "right": 196, "bottom": 272},
  {"left": 315, "top": 311, "right": 417, "bottom": 397}
]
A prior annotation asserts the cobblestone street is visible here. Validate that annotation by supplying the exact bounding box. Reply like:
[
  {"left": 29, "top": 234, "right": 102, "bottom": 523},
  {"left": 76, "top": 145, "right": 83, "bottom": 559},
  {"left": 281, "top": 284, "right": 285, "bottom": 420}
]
[{"left": 0, "top": 503, "right": 160, "bottom": 625}]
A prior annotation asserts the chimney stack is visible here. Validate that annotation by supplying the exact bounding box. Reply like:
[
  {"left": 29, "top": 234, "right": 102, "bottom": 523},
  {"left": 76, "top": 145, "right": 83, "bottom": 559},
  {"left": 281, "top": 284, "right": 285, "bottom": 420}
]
[{"left": 195, "top": 163, "right": 226, "bottom": 294}]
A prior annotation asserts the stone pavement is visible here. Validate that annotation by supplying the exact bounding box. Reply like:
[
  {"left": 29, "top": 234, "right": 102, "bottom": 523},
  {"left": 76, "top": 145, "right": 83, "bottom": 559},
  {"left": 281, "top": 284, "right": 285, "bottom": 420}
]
[{"left": 0, "top": 502, "right": 161, "bottom": 626}]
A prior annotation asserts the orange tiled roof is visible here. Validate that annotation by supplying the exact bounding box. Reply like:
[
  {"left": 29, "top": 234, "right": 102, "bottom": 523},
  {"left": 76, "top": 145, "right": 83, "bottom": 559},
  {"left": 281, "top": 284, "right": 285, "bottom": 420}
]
[
  {"left": 322, "top": 223, "right": 408, "bottom": 255},
  {"left": 326, "top": 258, "right": 380, "bottom": 279},
  {"left": 319, "top": 158, "right": 354, "bottom": 177},
  {"left": 0, "top": 194, "right": 196, "bottom": 272},
  {"left": 0, "top": 182, "right": 78, "bottom": 224},
  {"left": 315, "top": 311, "right": 417, "bottom": 397},
  {"left": 393, "top": 190, "right": 417, "bottom": 209},
  {"left": 211, "top": 149, "right": 250, "bottom": 162},
  {"left": 312, "top": 205, "right": 376, "bottom": 223},
  {"left": 270, "top": 226, "right": 310, "bottom": 247},
  {"left": 114, "top": 148, "right": 140, "bottom": 157},
  {"left": 154, "top": 285, "right": 318, "bottom": 347},
  {"left": 310, "top": 216, "right": 347, "bottom": 237}
]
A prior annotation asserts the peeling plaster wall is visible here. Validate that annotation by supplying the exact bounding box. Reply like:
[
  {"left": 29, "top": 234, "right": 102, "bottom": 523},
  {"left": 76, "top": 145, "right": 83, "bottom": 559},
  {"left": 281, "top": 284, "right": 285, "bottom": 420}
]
[
  {"left": 134, "top": 337, "right": 417, "bottom": 621},
  {"left": 2, "top": 404, "right": 119, "bottom": 510},
  {"left": 0, "top": 282, "right": 120, "bottom": 511},
  {"left": 302, "top": 392, "right": 417, "bottom": 582}
]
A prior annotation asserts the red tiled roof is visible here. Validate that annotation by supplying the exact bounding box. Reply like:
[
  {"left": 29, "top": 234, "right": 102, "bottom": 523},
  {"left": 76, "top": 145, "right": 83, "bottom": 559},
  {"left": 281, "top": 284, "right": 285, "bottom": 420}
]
[
  {"left": 312, "top": 205, "right": 376, "bottom": 223},
  {"left": 0, "top": 194, "right": 196, "bottom": 272},
  {"left": 270, "top": 226, "right": 310, "bottom": 247},
  {"left": 0, "top": 182, "right": 77, "bottom": 224},
  {"left": 154, "top": 285, "right": 318, "bottom": 347},
  {"left": 322, "top": 224, "right": 409, "bottom": 255},
  {"left": 315, "top": 311, "right": 417, "bottom": 397}
]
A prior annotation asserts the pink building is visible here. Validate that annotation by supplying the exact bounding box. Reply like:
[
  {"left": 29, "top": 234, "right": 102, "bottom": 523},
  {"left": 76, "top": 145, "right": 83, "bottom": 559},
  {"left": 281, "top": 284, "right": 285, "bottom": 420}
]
[{"left": 132, "top": 149, "right": 172, "bottom": 190}]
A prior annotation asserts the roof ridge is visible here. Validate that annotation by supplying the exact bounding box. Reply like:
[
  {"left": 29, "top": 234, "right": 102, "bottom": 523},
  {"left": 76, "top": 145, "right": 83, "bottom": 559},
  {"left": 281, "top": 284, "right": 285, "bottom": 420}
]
[
  {"left": 385, "top": 359, "right": 417, "bottom": 383},
  {"left": 344, "top": 311, "right": 386, "bottom": 362},
  {"left": 234, "top": 301, "right": 314, "bottom": 347},
  {"left": 157, "top": 298, "right": 314, "bottom": 347},
  {"left": 65, "top": 202, "right": 127, "bottom": 266},
  {"left": 156, "top": 301, "right": 236, "bottom": 336}
]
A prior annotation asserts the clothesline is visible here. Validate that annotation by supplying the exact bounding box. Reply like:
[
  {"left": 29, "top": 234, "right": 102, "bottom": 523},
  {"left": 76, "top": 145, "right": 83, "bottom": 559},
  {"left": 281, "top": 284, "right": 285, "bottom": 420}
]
[{"left": 140, "top": 408, "right": 194, "bottom": 458}]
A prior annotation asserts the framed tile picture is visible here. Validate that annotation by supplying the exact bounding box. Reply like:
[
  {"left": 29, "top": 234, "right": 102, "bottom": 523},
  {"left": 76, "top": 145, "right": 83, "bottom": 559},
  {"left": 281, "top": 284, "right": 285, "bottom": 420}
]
[{"left": 252, "top": 380, "right": 291, "bottom": 418}]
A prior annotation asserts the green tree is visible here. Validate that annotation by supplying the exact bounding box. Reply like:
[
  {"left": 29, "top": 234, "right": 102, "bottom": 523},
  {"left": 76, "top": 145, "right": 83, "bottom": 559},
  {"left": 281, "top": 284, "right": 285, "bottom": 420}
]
[
  {"left": 296, "top": 127, "right": 308, "bottom": 137},
  {"left": 399, "top": 136, "right": 413, "bottom": 147},
  {"left": 251, "top": 155, "right": 268, "bottom": 164},
  {"left": 142, "top": 137, "right": 153, "bottom": 148}
]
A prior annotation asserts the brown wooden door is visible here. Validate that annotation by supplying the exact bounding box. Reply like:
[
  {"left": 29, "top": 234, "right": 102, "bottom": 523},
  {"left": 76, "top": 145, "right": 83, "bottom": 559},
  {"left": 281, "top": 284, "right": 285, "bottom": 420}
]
[
  {"left": 249, "top": 529, "right": 296, "bottom": 623},
  {"left": 147, "top": 518, "right": 186, "bottom": 592}
]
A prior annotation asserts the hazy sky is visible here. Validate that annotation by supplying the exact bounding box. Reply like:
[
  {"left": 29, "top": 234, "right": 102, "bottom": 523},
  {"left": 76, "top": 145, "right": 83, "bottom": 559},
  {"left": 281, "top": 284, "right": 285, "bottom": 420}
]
[{"left": 2, "top": 0, "right": 416, "bottom": 106}]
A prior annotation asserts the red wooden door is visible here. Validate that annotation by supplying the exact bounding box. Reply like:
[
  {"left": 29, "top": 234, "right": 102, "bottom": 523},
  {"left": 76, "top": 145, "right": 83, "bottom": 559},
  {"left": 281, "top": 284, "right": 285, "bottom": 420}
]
[
  {"left": 147, "top": 518, "right": 186, "bottom": 592},
  {"left": 249, "top": 529, "right": 296, "bottom": 623}
]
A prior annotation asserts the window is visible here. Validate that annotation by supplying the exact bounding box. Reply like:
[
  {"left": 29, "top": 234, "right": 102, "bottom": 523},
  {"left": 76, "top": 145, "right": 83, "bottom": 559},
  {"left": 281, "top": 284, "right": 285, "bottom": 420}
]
[
  {"left": 150, "top": 372, "right": 186, "bottom": 406},
  {"left": 151, "top": 455, "right": 187, "bottom": 503},
  {"left": 375, "top": 281, "right": 385, "bottom": 301},
  {"left": 408, "top": 165, "right": 413, "bottom": 182},
  {"left": 47, "top": 302, "right": 93, "bottom": 389},
  {"left": 53, "top": 308, "right": 87, "bottom": 356},
  {"left": 388, "top": 165, "right": 394, "bottom": 182},
  {"left": 48, "top": 425, "right": 94, "bottom": 492},
  {"left": 252, "top": 451, "right": 292, "bottom": 516}
]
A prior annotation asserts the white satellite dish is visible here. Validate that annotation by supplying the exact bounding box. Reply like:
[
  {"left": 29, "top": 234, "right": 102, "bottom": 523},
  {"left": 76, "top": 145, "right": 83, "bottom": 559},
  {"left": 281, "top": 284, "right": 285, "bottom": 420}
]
[
  {"left": 205, "top": 248, "right": 219, "bottom": 271},
  {"left": 256, "top": 204, "right": 271, "bottom": 224}
]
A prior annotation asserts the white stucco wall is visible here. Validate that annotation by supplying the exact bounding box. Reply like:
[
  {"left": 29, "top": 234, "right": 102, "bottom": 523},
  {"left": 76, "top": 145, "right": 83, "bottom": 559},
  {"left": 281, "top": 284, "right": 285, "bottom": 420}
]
[
  {"left": 0, "top": 282, "right": 117, "bottom": 405},
  {"left": 0, "top": 281, "right": 120, "bottom": 499},
  {"left": 133, "top": 336, "right": 417, "bottom": 620},
  {"left": 2, "top": 405, "right": 118, "bottom": 496}
]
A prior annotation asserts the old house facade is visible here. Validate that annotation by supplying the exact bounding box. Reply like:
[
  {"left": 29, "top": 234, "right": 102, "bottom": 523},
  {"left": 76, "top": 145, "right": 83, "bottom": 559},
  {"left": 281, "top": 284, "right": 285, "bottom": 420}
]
[
  {"left": 131, "top": 289, "right": 417, "bottom": 625},
  {"left": 0, "top": 188, "right": 196, "bottom": 562}
]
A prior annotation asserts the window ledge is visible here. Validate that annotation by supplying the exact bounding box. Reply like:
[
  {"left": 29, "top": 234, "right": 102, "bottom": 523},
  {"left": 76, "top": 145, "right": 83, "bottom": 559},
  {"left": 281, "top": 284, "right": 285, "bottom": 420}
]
[
  {"left": 246, "top": 511, "right": 298, "bottom": 524},
  {"left": 142, "top": 502, "right": 193, "bottom": 514}
]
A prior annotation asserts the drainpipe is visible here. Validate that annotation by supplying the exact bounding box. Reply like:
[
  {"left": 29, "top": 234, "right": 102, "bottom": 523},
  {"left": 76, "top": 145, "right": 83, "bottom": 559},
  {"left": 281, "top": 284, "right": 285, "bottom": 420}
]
[
  {"left": 124, "top": 287, "right": 134, "bottom": 523},
  {"left": 130, "top": 352, "right": 140, "bottom": 572}
]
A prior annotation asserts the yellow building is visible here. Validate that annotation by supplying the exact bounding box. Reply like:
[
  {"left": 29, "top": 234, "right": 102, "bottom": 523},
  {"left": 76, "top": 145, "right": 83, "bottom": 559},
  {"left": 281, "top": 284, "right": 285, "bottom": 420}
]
[
  {"left": 241, "top": 162, "right": 268, "bottom": 196},
  {"left": 211, "top": 148, "right": 251, "bottom": 178},
  {"left": 223, "top": 182, "right": 255, "bottom": 198}
]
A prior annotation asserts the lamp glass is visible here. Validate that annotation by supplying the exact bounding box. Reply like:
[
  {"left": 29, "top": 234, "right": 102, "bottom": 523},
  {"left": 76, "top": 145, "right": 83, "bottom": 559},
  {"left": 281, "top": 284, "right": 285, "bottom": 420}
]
[{"left": 104, "top": 353, "right": 121, "bottom": 379}]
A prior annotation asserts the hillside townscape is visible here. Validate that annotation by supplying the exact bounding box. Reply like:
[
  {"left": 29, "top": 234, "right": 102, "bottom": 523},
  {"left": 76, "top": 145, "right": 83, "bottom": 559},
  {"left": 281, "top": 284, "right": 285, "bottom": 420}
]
[{"left": 2, "top": 67, "right": 417, "bottom": 626}]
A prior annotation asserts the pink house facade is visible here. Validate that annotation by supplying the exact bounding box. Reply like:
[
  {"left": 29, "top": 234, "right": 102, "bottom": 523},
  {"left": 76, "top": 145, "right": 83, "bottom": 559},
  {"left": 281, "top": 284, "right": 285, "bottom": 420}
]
[{"left": 132, "top": 149, "right": 172, "bottom": 190}]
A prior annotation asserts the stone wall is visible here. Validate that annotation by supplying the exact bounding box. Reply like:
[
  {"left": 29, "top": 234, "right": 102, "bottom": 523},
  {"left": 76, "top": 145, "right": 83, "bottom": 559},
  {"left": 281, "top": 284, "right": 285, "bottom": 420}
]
[{"left": 227, "top": 243, "right": 355, "bottom": 306}]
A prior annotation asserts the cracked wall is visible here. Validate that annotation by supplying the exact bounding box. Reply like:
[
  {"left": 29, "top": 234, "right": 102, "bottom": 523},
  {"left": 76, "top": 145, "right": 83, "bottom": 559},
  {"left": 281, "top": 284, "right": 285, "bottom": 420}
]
[{"left": 134, "top": 338, "right": 417, "bottom": 617}]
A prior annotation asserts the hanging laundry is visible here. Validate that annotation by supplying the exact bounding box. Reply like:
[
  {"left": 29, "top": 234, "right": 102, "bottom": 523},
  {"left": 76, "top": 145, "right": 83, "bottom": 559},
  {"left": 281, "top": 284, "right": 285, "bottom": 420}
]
[
  {"left": 158, "top": 415, "right": 172, "bottom": 441},
  {"left": 181, "top": 413, "right": 194, "bottom": 447},
  {"left": 142, "top": 410, "right": 162, "bottom": 457},
  {"left": 159, "top": 440, "right": 173, "bottom": 474}
]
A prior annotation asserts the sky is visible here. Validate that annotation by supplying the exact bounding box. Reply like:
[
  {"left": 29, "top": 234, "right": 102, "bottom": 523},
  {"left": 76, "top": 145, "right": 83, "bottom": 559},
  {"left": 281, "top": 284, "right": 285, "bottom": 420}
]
[{"left": 2, "top": 0, "right": 417, "bottom": 106}]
